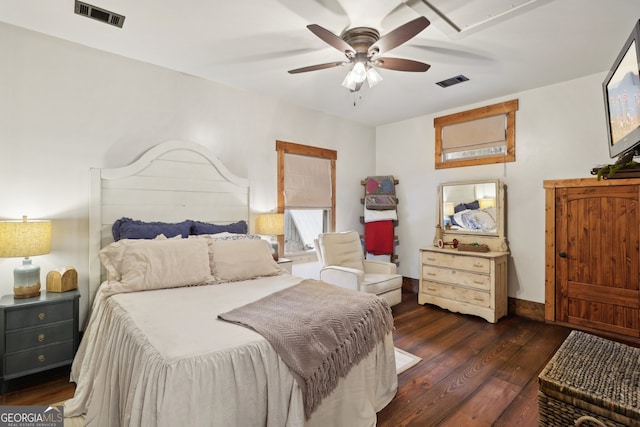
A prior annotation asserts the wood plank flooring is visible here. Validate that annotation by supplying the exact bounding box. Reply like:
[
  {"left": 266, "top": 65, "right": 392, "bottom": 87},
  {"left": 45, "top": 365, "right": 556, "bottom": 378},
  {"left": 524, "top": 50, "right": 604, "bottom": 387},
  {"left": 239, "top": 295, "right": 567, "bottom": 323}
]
[
  {"left": 0, "top": 290, "right": 571, "bottom": 426},
  {"left": 378, "top": 290, "right": 571, "bottom": 426}
]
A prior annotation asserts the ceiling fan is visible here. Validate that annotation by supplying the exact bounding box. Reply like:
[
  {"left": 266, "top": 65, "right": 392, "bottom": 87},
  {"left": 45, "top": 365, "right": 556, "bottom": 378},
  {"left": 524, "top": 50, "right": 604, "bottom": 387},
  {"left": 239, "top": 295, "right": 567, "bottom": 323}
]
[{"left": 288, "top": 16, "right": 431, "bottom": 92}]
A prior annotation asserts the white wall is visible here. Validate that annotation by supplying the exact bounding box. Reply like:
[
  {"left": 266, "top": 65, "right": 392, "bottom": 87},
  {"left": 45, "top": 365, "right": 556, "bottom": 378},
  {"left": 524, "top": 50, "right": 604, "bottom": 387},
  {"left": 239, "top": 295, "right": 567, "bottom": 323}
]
[
  {"left": 1, "top": 23, "right": 375, "bottom": 325},
  {"left": 376, "top": 73, "right": 611, "bottom": 303}
]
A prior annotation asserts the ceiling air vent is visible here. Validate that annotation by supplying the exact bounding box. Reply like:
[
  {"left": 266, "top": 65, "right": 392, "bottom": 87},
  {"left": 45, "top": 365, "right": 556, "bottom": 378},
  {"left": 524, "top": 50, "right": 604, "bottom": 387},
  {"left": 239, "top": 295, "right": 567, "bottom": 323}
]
[
  {"left": 74, "top": 1, "right": 125, "bottom": 28},
  {"left": 436, "top": 75, "right": 469, "bottom": 88}
]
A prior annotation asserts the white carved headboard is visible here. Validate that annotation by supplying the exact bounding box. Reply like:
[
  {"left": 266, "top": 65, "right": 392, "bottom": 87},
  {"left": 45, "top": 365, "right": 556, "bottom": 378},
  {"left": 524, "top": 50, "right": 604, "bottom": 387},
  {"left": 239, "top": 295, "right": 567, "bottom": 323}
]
[{"left": 88, "top": 140, "right": 250, "bottom": 303}]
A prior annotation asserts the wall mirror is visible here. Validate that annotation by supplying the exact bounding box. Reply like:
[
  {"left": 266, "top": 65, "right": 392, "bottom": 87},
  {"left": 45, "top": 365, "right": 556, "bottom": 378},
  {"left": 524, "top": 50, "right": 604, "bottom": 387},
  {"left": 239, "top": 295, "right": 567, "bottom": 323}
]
[{"left": 437, "top": 179, "right": 508, "bottom": 252}]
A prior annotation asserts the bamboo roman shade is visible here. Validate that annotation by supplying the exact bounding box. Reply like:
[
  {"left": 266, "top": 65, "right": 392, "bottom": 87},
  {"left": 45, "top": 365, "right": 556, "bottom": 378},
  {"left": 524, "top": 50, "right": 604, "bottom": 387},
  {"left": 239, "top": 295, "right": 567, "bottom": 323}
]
[
  {"left": 441, "top": 114, "right": 506, "bottom": 159},
  {"left": 284, "top": 153, "right": 332, "bottom": 208}
]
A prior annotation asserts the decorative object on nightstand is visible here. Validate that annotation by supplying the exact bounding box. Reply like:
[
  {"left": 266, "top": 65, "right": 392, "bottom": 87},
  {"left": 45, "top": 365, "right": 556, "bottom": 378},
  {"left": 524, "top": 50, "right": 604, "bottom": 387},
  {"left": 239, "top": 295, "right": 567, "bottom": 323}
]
[
  {"left": 0, "top": 290, "right": 80, "bottom": 393},
  {"left": 46, "top": 267, "right": 78, "bottom": 292},
  {"left": 0, "top": 216, "right": 51, "bottom": 299},
  {"left": 255, "top": 213, "right": 284, "bottom": 261}
]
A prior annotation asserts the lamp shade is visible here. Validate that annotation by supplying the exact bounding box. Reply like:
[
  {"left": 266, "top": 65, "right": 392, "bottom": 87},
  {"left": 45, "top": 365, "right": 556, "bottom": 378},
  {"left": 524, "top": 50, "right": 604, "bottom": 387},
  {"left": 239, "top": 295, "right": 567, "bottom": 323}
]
[
  {"left": 255, "top": 213, "right": 284, "bottom": 236},
  {"left": 0, "top": 217, "right": 51, "bottom": 257},
  {"left": 478, "top": 198, "right": 495, "bottom": 209},
  {"left": 443, "top": 202, "right": 455, "bottom": 217}
]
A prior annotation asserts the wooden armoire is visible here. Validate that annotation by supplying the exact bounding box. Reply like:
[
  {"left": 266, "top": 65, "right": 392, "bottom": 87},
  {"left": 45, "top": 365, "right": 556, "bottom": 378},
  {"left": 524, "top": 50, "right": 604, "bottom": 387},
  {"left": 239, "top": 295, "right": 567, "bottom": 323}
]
[{"left": 544, "top": 178, "right": 640, "bottom": 343}]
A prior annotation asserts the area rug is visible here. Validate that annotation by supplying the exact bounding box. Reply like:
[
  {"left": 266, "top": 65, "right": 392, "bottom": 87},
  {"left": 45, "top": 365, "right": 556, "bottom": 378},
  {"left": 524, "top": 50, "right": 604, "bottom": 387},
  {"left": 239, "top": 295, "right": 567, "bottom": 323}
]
[{"left": 395, "top": 347, "right": 421, "bottom": 374}]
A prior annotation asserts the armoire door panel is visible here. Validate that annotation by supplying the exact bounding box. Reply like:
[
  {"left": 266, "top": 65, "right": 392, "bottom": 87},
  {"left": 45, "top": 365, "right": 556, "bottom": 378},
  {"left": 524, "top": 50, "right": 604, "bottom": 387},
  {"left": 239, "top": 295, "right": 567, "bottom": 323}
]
[{"left": 555, "top": 184, "right": 640, "bottom": 337}]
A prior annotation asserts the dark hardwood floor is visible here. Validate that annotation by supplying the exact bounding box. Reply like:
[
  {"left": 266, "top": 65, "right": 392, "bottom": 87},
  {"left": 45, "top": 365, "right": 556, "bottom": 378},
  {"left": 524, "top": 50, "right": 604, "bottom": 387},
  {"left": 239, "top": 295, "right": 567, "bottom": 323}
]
[
  {"left": 0, "top": 290, "right": 571, "bottom": 426},
  {"left": 378, "top": 290, "right": 571, "bottom": 427}
]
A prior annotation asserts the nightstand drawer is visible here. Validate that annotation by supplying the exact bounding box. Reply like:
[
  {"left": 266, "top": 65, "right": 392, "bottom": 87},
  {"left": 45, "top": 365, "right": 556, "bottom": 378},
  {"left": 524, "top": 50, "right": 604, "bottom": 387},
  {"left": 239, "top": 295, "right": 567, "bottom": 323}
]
[
  {"left": 5, "top": 321, "right": 74, "bottom": 353},
  {"left": 5, "top": 301, "right": 73, "bottom": 330},
  {"left": 5, "top": 341, "right": 74, "bottom": 376}
]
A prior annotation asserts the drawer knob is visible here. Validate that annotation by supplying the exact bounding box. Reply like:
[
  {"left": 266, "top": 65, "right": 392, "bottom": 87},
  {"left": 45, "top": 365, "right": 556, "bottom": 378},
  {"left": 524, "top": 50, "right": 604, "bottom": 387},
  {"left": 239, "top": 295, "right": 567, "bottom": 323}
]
[
  {"left": 38, "top": 354, "right": 45, "bottom": 363},
  {"left": 38, "top": 333, "right": 45, "bottom": 342},
  {"left": 38, "top": 313, "right": 46, "bottom": 321}
]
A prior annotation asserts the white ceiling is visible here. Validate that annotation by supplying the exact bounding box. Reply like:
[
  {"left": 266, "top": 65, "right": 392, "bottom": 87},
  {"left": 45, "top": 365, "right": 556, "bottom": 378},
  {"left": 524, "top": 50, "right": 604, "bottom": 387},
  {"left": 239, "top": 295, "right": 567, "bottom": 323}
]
[{"left": 2, "top": 0, "right": 640, "bottom": 126}]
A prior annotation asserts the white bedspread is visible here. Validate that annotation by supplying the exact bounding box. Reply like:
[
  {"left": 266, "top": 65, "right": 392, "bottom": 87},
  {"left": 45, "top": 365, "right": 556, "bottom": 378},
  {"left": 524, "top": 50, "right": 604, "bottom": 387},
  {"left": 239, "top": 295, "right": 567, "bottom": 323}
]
[{"left": 65, "top": 275, "right": 397, "bottom": 426}]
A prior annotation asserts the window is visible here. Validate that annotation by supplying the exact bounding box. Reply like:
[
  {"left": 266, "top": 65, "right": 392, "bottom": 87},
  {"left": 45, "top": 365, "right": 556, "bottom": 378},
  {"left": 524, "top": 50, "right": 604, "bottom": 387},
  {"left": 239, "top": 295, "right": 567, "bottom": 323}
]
[
  {"left": 276, "top": 141, "right": 336, "bottom": 259},
  {"left": 434, "top": 99, "right": 518, "bottom": 169}
]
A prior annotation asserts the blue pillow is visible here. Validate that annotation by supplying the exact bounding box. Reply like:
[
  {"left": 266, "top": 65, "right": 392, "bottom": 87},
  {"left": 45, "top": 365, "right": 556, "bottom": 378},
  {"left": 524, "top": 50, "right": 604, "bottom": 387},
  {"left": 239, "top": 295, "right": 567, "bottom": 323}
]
[
  {"left": 112, "top": 218, "right": 192, "bottom": 241},
  {"left": 190, "top": 220, "right": 248, "bottom": 235},
  {"left": 466, "top": 200, "right": 480, "bottom": 210}
]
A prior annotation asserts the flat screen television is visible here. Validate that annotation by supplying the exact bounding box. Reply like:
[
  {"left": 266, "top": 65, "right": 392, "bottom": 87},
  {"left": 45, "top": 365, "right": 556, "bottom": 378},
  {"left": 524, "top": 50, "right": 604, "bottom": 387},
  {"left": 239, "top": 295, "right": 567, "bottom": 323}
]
[{"left": 603, "top": 19, "right": 640, "bottom": 160}]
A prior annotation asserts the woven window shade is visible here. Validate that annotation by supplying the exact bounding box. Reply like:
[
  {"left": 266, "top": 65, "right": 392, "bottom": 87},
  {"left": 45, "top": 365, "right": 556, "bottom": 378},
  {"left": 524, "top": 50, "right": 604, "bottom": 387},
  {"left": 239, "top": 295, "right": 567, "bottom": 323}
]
[
  {"left": 441, "top": 114, "right": 506, "bottom": 155},
  {"left": 284, "top": 153, "right": 332, "bottom": 208}
]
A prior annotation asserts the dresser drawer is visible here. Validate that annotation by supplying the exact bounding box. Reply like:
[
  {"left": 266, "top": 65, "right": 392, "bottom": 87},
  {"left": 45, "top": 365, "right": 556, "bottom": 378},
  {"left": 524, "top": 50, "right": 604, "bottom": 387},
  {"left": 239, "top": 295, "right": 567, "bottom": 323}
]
[
  {"left": 5, "top": 321, "right": 74, "bottom": 353},
  {"left": 421, "top": 281, "right": 492, "bottom": 308},
  {"left": 421, "top": 251, "right": 491, "bottom": 273},
  {"left": 5, "top": 340, "right": 74, "bottom": 376},
  {"left": 5, "top": 301, "right": 73, "bottom": 330},
  {"left": 422, "top": 266, "right": 491, "bottom": 291}
]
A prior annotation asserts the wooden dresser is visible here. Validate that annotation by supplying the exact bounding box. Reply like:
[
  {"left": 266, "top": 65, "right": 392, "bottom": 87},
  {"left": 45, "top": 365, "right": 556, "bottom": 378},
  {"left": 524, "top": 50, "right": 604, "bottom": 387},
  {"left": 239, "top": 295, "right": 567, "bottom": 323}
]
[
  {"left": 419, "top": 247, "right": 508, "bottom": 323},
  {"left": 544, "top": 178, "right": 640, "bottom": 342}
]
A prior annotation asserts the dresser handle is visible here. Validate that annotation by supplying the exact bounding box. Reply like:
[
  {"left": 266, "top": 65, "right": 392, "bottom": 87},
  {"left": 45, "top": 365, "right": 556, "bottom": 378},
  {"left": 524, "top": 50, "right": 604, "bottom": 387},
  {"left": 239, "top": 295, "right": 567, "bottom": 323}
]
[
  {"left": 474, "top": 297, "right": 485, "bottom": 301},
  {"left": 38, "top": 355, "right": 45, "bottom": 363},
  {"left": 38, "top": 313, "right": 45, "bottom": 321},
  {"left": 473, "top": 263, "right": 483, "bottom": 268},
  {"left": 473, "top": 280, "right": 484, "bottom": 285},
  {"left": 426, "top": 257, "right": 436, "bottom": 261},
  {"left": 38, "top": 334, "right": 45, "bottom": 342},
  {"left": 427, "top": 273, "right": 436, "bottom": 276},
  {"left": 427, "top": 287, "right": 437, "bottom": 291}
]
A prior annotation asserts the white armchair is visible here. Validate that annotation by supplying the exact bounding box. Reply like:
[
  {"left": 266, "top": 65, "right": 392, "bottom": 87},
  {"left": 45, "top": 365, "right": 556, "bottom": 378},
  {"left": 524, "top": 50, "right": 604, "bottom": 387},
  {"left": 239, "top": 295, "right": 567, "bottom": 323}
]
[{"left": 316, "top": 231, "right": 402, "bottom": 307}]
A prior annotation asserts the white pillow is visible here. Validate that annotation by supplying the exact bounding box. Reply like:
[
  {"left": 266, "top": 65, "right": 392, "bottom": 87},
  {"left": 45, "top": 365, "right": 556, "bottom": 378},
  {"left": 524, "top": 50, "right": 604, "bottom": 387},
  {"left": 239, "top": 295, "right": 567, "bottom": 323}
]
[
  {"left": 99, "top": 238, "right": 213, "bottom": 294},
  {"left": 210, "top": 238, "right": 281, "bottom": 281}
]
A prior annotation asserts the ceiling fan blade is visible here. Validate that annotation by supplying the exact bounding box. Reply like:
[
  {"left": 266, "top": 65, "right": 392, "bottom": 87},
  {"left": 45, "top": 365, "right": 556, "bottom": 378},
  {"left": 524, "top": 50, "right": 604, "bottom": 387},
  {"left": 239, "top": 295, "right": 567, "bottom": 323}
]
[
  {"left": 307, "top": 24, "right": 355, "bottom": 56},
  {"left": 374, "top": 57, "right": 430, "bottom": 72},
  {"left": 288, "top": 61, "right": 347, "bottom": 74},
  {"left": 369, "top": 16, "right": 430, "bottom": 55}
]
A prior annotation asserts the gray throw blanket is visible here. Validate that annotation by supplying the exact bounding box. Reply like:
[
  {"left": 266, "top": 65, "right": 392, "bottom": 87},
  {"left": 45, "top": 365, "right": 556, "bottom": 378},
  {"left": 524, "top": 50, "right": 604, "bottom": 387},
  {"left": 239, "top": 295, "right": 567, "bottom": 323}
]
[{"left": 218, "top": 279, "right": 394, "bottom": 419}]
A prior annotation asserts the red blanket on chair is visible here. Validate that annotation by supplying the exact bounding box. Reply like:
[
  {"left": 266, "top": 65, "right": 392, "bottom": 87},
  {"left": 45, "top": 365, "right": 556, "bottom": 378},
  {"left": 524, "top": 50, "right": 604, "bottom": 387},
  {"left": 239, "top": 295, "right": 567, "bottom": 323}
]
[{"left": 364, "top": 220, "right": 394, "bottom": 255}]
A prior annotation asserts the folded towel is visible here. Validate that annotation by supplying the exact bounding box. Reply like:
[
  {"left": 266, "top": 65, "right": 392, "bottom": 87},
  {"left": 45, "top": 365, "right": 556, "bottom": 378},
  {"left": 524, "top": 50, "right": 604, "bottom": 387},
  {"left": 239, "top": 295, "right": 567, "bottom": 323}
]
[
  {"left": 364, "top": 221, "right": 394, "bottom": 255},
  {"left": 364, "top": 207, "right": 397, "bottom": 223}
]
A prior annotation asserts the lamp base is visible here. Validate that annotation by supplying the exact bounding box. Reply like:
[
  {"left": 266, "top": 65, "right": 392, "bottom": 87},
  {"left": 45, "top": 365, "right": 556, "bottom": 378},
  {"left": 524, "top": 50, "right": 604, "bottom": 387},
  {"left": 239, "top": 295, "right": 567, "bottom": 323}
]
[
  {"left": 14, "top": 285, "right": 41, "bottom": 299},
  {"left": 14, "top": 259, "right": 42, "bottom": 299},
  {"left": 270, "top": 241, "right": 279, "bottom": 261}
]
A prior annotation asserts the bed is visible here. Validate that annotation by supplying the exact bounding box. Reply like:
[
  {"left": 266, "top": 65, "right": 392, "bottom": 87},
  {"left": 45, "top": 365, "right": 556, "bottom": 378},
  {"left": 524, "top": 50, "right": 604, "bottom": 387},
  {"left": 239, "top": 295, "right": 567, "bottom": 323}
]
[
  {"left": 448, "top": 202, "right": 497, "bottom": 233},
  {"left": 65, "top": 140, "right": 397, "bottom": 426}
]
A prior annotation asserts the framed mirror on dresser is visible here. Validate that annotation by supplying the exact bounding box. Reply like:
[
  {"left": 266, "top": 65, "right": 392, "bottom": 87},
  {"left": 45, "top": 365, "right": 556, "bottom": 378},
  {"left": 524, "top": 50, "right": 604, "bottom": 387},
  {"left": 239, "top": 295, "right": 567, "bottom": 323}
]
[{"left": 419, "top": 180, "right": 509, "bottom": 323}]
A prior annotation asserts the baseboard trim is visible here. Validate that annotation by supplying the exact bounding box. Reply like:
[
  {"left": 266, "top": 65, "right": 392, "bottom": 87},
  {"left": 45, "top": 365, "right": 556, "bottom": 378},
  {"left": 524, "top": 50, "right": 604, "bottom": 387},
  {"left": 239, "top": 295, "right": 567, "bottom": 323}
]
[
  {"left": 507, "top": 297, "right": 545, "bottom": 322},
  {"left": 402, "top": 277, "right": 544, "bottom": 322},
  {"left": 402, "top": 277, "right": 418, "bottom": 293}
]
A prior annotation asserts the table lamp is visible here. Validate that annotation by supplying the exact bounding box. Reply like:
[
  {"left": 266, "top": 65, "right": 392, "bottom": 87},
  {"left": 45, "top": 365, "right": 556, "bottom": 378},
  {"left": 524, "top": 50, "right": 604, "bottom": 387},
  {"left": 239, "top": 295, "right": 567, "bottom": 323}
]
[
  {"left": 479, "top": 198, "right": 495, "bottom": 209},
  {"left": 0, "top": 215, "right": 51, "bottom": 298},
  {"left": 255, "top": 213, "right": 284, "bottom": 261}
]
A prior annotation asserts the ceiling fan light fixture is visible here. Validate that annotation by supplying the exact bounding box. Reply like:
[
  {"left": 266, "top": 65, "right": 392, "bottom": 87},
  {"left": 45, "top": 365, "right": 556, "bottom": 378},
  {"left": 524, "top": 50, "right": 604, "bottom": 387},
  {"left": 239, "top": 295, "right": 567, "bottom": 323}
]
[
  {"left": 341, "top": 72, "right": 358, "bottom": 90},
  {"left": 366, "top": 67, "right": 383, "bottom": 88},
  {"left": 352, "top": 62, "right": 367, "bottom": 83}
]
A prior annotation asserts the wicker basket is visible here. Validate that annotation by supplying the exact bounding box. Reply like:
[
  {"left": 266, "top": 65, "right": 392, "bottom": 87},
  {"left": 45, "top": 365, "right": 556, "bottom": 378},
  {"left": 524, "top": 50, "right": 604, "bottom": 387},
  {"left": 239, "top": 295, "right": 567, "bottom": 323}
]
[{"left": 538, "top": 331, "right": 640, "bottom": 426}]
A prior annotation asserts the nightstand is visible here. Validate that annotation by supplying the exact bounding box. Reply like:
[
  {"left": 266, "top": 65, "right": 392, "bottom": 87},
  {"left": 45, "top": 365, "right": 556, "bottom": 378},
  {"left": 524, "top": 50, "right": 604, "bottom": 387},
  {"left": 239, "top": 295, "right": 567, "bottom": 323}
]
[
  {"left": 277, "top": 258, "right": 293, "bottom": 274},
  {"left": 0, "top": 290, "right": 80, "bottom": 393}
]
